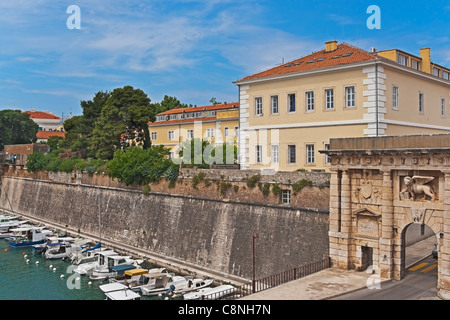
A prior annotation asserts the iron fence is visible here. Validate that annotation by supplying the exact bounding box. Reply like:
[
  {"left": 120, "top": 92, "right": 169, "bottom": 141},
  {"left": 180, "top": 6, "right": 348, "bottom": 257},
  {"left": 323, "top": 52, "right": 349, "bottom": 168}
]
[{"left": 194, "top": 257, "right": 331, "bottom": 300}]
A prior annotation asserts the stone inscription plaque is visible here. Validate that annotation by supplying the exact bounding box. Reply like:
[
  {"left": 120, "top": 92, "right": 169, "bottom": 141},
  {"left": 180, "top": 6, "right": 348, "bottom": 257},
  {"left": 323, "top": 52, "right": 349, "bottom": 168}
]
[{"left": 358, "top": 216, "right": 378, "bottom": 236}]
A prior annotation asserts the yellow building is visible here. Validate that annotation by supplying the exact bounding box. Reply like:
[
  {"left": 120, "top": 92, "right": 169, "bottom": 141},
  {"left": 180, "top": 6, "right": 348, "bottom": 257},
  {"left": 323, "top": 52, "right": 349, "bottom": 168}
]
[
  {"left": 148, "top": 102, "right": 239, "bottom": 160},
  {"left": 234, "top": 41, "right": 450, "bottom": 172}
]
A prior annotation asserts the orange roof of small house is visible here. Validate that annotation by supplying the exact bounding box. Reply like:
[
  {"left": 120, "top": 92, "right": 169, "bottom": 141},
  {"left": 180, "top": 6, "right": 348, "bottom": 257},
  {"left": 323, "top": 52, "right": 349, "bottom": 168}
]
[
  {"left": 157, "top": 102, "right": 239, "bottom": 116},
  {"left": 36, "top": 131, "right": 66, "bottom": 139},
  {"left": 25, "top": 110, "right": 61, "bottom": 120},
  {"left": 236, "top": 43, "right": 379, "bottom": 82}
]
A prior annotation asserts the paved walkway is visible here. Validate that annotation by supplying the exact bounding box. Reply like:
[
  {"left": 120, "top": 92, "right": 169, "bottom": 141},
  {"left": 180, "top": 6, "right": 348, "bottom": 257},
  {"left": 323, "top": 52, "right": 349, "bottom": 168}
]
[{"left": 240, "top": 236, "right": 438, "bottom": 300}]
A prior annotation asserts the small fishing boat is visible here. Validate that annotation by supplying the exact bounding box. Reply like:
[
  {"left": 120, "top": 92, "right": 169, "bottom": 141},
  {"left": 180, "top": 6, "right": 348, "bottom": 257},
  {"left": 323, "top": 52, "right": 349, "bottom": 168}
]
[
  {"left": 44, "top": 238, "right": 91, "bottom": 260},
  {"left": 8, "top": 227, "right": 54, "bottom": 247},
  {"left": 140, "top": 274, "right": 213, "bottom": 297},
  {"left": 73, "top": 250, "right": 118, "bottom": 275},
  {"left": 68, "top": 242, "right": 104, "bottom": 265},
  {"left": 99, "top": 283, "right": 141, "bottom": 300},
  {"left": 183, "top": 284, "right": 236, "bottom": 300},
  {"left": 108, "top": 268, "right": 170, "bottom": 292},
  {"left": 88, "top": 255, "right": 144, "bottom": 280}
]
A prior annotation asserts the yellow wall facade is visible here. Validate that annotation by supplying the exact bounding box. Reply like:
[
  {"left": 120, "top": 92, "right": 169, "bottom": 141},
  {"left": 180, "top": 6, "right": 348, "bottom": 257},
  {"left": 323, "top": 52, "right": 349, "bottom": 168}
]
[
  {"left": 238, "top": 61, "right": 450, "bottom": 172},
  {"left": 149, "top": 118, "right": 239, "bottom": 155}
]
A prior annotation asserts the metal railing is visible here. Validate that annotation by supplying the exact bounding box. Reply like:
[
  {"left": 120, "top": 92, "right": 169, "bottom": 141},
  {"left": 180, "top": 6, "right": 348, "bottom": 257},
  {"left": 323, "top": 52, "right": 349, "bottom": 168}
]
[{"left": 194, "top": 257, "right": 331, "bottom": 300}]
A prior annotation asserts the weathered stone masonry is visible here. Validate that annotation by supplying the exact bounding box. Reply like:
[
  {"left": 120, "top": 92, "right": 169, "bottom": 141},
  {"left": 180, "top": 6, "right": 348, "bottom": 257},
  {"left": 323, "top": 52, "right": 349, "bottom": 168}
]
[
  {"left": 324, "top": 134, "right": 450, "bottom": 299},
  {"left": 0, "top": 168, "right": 330, "bottom": 280}
]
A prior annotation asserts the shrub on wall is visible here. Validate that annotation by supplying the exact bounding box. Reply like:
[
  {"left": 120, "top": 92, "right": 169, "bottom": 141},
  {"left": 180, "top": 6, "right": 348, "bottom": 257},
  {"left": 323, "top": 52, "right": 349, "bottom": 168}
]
[{"left": 292, "top": 179, "right": 313, "bottom": 192}]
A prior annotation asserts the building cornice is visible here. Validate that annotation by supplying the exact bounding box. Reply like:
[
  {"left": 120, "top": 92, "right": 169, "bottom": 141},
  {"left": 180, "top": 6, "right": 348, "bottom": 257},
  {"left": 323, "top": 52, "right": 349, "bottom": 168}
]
[
  {"left": 233, "top": 60, "right": 378, "bottom": 86},
  {"left": 234, "top": 59, "right": 450, "bottom": 87}
]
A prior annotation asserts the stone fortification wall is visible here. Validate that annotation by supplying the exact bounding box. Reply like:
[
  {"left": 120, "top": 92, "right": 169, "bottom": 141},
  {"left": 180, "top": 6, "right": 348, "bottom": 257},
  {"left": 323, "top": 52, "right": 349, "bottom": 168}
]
[{"left": 0, "top": 167, "right": 330, "bottom": 280}]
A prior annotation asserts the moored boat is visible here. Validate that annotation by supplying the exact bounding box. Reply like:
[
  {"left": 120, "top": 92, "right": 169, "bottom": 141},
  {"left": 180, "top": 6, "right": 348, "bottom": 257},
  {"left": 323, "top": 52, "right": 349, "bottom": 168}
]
[
  {"left": 183, "top": 284, "right": 236, "bottom": 300},
  {"left": 87, "top": 255, "right": 143, "bottom": 280},
  {"left": 99, "top": 282, "right": 141, "bottom": 300},
  {"left": 140, "top": 274, "right": 213, "bottom": 297},
  {"left": 8, "top": 227, "right": 54, "bottom": 247}
]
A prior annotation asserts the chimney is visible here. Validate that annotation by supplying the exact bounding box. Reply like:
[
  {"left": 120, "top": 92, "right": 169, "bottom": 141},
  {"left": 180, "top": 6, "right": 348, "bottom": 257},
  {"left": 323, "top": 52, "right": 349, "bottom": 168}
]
[
  {"left": 420, "top": 48, "right": 431, "bottom": 74},
  {"left": 325, "top": 40, "right": 338, "bottom": 52}
]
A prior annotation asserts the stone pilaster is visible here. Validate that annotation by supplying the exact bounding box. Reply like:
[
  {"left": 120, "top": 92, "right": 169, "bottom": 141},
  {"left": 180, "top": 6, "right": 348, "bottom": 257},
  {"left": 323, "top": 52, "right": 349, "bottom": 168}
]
[
  {"left": 438, "top": 171, "right": 450, "bottom": 299},
  {"left": 380, "top": 169, "right": 394, "bottom": 279}
]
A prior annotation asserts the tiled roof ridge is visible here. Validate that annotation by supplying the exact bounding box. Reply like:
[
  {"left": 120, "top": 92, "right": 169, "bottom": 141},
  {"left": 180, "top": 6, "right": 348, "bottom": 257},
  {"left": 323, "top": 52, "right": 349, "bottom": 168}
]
[
  {"left": 237, "top": 42, "right": 379, "bottom": 82},
  {"left": 157, "top": 101, "right": 239, "bottom": 116}
]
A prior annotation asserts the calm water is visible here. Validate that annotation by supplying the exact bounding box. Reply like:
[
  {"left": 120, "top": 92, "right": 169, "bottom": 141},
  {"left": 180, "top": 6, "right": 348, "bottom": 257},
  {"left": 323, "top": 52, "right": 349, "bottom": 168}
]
[{"left": 0, "top": 239, "right": 162, "bottom": 300}]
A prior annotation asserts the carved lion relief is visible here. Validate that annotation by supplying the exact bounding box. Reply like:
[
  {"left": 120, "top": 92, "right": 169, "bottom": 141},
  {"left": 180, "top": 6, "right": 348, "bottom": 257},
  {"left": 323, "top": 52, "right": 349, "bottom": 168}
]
[{"left": 399, "top": 176, "right": 438, "bottom": 202}]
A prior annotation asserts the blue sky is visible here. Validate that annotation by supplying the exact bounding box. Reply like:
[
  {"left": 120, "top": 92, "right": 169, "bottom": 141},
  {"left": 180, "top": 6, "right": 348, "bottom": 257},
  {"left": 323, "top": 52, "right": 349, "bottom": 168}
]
[{"left": 0, "top": 0, "right": 449, "bottom": 119}]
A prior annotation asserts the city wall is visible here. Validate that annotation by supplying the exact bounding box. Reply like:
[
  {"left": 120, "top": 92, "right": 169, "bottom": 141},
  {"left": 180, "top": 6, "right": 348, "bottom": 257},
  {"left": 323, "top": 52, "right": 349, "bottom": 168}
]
[{"left": 0, "top": 166, "right": 330, "bottom": 280}]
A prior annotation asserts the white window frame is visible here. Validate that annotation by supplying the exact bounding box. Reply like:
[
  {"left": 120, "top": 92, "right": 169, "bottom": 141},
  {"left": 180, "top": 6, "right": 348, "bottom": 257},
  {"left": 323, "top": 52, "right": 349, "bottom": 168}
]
[
  {"left": 288, "top": 145, "right": 296, "bottom": 164},
  {"left": 433, "top": 68, "right": 440, "bottom": 77},
  {"left": 324, "top": 143, "right": 331, "bottom": 164},
  {"left": 151, "top": 131, "right": 157, "bottom": 140},
  {"left": 306, "top": 91, "right": 314, "bottom": 112},
  {"left": 397, "top": 54, "right": 408, "bottom": 66},
  {"left": 345, "top": 86, "right": 355, "bottom": 108},
  {"left": 224, "top": 127, "right": 229, "bottom": 138},
  {"left": 206, "top": 128, "right": 214, "bottom": 138},
  {"left": 306, "top": 144, "right": 315, "bottom": 164},
  {"left": 255, "top": 97, "right": 263, "bottom": 116},
  {"left": 443, "top": 71, "right": 449, "bottom": 80},
  {"left": 271, "top": 95, "right": 279, "bottom": 114},
  {"left": 168, "top": 130, "right": 175, "bottom": 141},
  {"left": 255, "top": 145, "right": 263, "bottom": 164},
  {"left": 281, "top": 190, "right": 291, "bottom": 204},
  {"left": 288, "top": 93, "right": 296, "bottom": 113},
  {"left": 325, "top": 89, "right": 334, "bottom": 110},
  {"left": 186, "top": 129, "right": 194, "bottom": 139},
  {"left": 234, "top": 126, "right": 239, "bottom": 138},
  {"left": 411, "top": 59, "right": 420, "bottom": 70},
  {"left": 271, "top": 145, "right": 279, "bottom": 163},
  {"left": 392, "top": 85, "right": 399, "bottom": 110}
]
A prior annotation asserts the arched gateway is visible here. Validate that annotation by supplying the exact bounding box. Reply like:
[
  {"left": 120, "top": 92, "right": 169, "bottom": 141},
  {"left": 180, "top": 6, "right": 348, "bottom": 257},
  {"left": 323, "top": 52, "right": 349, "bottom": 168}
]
[{"left": 322, "top": 134, "right": 450, "bottom": 298}]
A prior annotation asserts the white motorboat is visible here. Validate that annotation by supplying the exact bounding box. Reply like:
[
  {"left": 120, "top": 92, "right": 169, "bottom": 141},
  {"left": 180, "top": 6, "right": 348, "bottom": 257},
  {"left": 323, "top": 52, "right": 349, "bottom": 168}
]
[
  {"left": 140, "top": 274, "right": 212, "bottom": 296},
  {"left": 44, "top": 238, "right": 91, "bottom": 260},
  {"left": 73, "top": 250, "right": 118, "bottom": 275},
  {"left": 109, "top": 268, "right": 170, "bottom": 292},
  {"left": 87, "top": 255, "right": 144, "bottom": 280},
  {"left": 0, "top": 222, "right": 30, "bottom": 239},
  {"left": 68, "top": 242, "right": 104, "bottom": 265},
  {"left": 183, "top": 284, "right": 236, "bottom": 300},
  {"left": 8, "top": 227, "right": 54, "bottom": 247},
  {"left": 99, "top": 282, "right": 141, "bottom": 300}
]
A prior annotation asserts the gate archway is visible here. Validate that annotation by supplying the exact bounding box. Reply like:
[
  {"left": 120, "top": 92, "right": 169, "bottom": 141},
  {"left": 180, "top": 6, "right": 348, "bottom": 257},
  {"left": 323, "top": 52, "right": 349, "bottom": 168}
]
[{"left": 324, "top": 134, "right": 450, "bottom": 299}]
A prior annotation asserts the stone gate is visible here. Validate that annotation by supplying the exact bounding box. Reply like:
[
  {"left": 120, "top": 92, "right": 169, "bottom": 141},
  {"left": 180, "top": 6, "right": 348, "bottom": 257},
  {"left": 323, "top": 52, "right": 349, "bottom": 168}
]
[{"left": 323, "top": 134, "right": 450, "bottom": 298}]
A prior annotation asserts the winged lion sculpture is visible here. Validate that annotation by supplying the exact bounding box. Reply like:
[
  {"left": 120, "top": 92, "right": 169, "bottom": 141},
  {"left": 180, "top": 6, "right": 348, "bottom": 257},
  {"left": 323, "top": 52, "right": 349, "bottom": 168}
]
[{"left": 401, "top": 176, "right": 437, "bottom": 202}]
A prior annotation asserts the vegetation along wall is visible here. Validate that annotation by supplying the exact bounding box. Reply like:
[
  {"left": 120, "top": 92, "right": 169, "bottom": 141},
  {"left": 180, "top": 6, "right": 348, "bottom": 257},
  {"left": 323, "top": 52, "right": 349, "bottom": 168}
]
[{"left": 0, "top": 167, "right": 330, "bottom": 280}]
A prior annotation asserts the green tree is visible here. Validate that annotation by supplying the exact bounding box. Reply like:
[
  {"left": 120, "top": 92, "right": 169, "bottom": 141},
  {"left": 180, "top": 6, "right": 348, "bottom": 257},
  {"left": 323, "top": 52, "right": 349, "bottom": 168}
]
[
  {"left": 106, "top": 145, "right": 174, "bottom": 185},
  {"left": 62, "top": 91, "right": 110, "bottom": 158},
  {"left": 0, "top": 109, "right": 38, "bottom": 150},
  {"left": 90, "top": 86, "right": 155, "bottom": 160},
  {"left": 152, "top": 95, "right": 192, "bottom": 114}
]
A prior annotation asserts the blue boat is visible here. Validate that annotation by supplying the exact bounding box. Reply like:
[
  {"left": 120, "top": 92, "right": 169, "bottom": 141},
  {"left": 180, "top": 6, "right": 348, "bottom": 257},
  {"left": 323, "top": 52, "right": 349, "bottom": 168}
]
[{"left": 9, "top": 227, "right": 54, "bottom": 247}]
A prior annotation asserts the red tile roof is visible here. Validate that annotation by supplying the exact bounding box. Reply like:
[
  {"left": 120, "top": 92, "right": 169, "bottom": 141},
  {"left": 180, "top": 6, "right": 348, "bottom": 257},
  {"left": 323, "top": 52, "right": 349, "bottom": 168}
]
[
  {"left": 157, "top": 102, "right": 239, "bottom": 116},
  {"left": 25, "top": 110, "right": 60, "bottom": 120},
  {"left": 36, "top": 131, "right": 66, "bottom": 139},
  {"left": 237, "top": 43, "right": 379, "bottom": 82},
  {"left": 150, "top": 116, "right": 219, "bottom": 126}
]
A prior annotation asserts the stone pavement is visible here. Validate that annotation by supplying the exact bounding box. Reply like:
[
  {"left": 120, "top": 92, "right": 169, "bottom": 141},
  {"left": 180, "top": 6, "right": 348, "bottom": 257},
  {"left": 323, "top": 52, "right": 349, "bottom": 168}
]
[{"left": 240, "top": 236, "right": 437, "bottom": 300}]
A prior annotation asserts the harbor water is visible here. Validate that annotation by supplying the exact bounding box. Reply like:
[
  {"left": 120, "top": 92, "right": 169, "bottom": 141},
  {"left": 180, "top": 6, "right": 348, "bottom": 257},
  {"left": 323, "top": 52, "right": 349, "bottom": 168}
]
[{"left": 0, "top": 238, "right": 161, "bottom": 300}]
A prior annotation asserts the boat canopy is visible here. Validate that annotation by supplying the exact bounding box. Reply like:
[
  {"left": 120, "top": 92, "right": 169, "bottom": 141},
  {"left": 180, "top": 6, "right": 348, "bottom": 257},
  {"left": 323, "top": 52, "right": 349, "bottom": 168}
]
[
  {"left": 110, "top": 264, "right": 137, "bottom": 272},
  {"left": 124, "top": 268, "right": 148, "bottom": 276},
  {"left": 81, "top": 242, "right": 101, "bottom": 253}
]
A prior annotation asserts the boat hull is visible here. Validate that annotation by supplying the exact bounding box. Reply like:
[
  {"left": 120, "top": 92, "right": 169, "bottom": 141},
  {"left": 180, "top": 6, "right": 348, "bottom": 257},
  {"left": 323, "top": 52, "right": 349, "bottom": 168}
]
[{"left": 9, "top": 239, "right": 46, "bottom": 247}]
